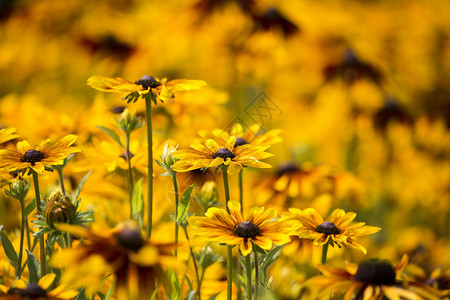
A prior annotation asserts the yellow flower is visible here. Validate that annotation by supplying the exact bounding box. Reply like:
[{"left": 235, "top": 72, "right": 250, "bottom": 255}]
[
  {"left": 199, "top": 123, "right": 282, "bottom": 148},
  {"left": 188, "top": 200, "right": 299, "bottom": 256},
  {"left": 0, "top": 273, "right": 78, "bottom": 300},
  {"left": 0, "top": 127, "right": 20, "bottom": 145},
  {"left": 285, "top": 207, "right": 381, "bottom": 254},
  {"left": 172, "top": 137, "right": 273, "bottom": 176},
  {"left": 0, "top": 135, "right": 80, "bottom": 174},
  {"left": 306, "top": 255, "right": 443, "bottom": 300},
  {"left": 87, "top": 75, "right": 207, "bottom": 103},
  {"left": 52, "top": 222, "right": 177, "bottom": 300}
]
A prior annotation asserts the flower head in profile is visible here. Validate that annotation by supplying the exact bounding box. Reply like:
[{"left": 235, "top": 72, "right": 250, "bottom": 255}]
[
  {"left": 52, "top": 222, "right": 176, "bottom": 300},
  {"left": 0, "top": 273, "right": 78, "bottom": 300},
  {"left": 199, "top": 123, "right": 282, "bottom": 148},
  {"left": 306, "top": 255, "right": 443, "bottom": 300},
  {"left": 172, "top": 137, "right": 274, "bottom": 176},
  {"left": 0, "top": 135, "right": 80, "bottom": 174},
  {"left": 285, "top": 207, "right": 381, "bottom": 254},
  {"left": 188, "top": 200, "right": 300, "bottom": 256},
  {"left": 87, "top": 75, "right": 207, "bottom": 104}
]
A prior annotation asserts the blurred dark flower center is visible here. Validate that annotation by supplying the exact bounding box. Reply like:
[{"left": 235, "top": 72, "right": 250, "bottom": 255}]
[
  {"left": 119, "top": 151, "right": 134, "bottom": 161},
  {"left": 315, "top": 221, "right": 341, "bottom": 235},
  {"left": 135, "top": 75, "right": 161, "bottom": 89},
  {"left": 234, "top": 137, "right": 248, "bottom": 148},
  {"left": 234, "top": 221, "right": 260, "bottom": 238},
  {"left": 20, "top": 149, "right": 44, "bottom": 164},
  {"left": 9, "top": 283, "right": 47, "bottom": 297},
  {"left": 276, "top": 161, "right": 300, "bottom": 176},
  {"left": 116, "top": 228, "right": 144, "bottom": 251},
  {"left": 354, "top": 259, "right": 396, "bottom": 286},
  {"left": 211, "top": 148, "right": 236, "bottom": 160}
]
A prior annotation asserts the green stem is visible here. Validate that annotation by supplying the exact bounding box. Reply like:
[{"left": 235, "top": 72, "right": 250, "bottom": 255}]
[
  {"left": 145, "top": 96, "right": 154, "bottom": 239},
  {"left": 321, "top": 243, "right": 329, "bottom": 265},
  {"left": 238, "top": 170, "right": 243, "bottom": 213},
  {"left": 245, "top": 254, "right": 252, "bottom": 300},
  {"left": 26, "top": 217, "right": 31, "bottom": 249},
  {"left": 56, "top": 167, "right": 65, "bottom": 195},
  {"left": 227, "top": 245, "right": 233, "bottom": 300},
  {"left": 254, "top": 250, "right": 259, "bottom": 299},
  {"left": 125, "top": 132, "right": 134, "bottom": 219},
  {"left": 221, "top": 165, "right": 233, "bottom": 300},
  {"left": 32, "top": 170, "right": 46, "bottom": 276},
  {"left": 237, "top": 170, "right": 244, "bottom": 300},
  {"left": 183, "top": 226, "right": 202, "bottom": 300},
  {"left": 17, "top": 199, "right": 25, "bottom": 278},
  {"left": 171, "top": 171, "right": 179, "bottom": 257},
  {"left": 221, "top": 166, "right": 231, "bottom": 208}
]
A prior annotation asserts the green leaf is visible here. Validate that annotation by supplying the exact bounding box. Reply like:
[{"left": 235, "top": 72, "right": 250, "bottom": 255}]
[
  {"left": 73, "top": 170, "right": 93, "bottom": 203},
  {"left": 131, "top": 179, "right": 144, "bottom": 229},
  {"left": 160, "top": 171, "right": 172, "bottom": 177},
  {"left": 208, "top": 292, "right": 221, "bottom": 300},
  {"left": 0, "top": 229, "right": 19, "bottom": 269},
  {"left": 150, "top": 282, "right": 161, "bottom": 300},
  {"left": 176, "top": 185, "right": 194, "bottom": 225},
  {"left": 185, "top": 290, "right": 197, "bottom": 300},
  {"left": 97, "top": 126, "right": 124, "bottom": 147},
  {"left": 260, "top": 245, "right": 284, "bottom": 271},
  {"left": 26, "top": 250, "right": 41, "bottom": 283},
  {"left": 24, "top": 199, "right": 36, "bottom": 217},
  {"left": 104, "top": 286, "right": 113, "bottom": 300},
  {"left": 164, "top": 270, "right": 180, "bottom": 300}
]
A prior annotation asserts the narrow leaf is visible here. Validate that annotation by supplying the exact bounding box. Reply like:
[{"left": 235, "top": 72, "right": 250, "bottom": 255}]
[
  {"left": 26, "top": 250, "right": 41, "bottom": 283},
  {"left": 73, "top": 170, "right": 93, "bottom": 202},
  {"left": 0, "top": 230, "right": 19, "bottom": 269},
  {"left": 97, "top": 126, "right": 124, "bottom": 147},
  {"left": 131, "top": 179, "right": 144, "bottom": 229},
  {"left": 260, "top": 245, "right": 284, "bottom": 271},
  {"left": 24, "top": 199, "right": 37, "bottom": 217},
  {"left": 176, "top": 184, "right": 194, "bottom": 225}
]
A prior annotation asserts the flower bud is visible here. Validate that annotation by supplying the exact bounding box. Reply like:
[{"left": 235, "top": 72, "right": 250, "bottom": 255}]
[
  {"left": 44, "top": 191, "right": 76, "bottom": 227},
  {"left": 200, "top": 181, "right": 219, "bottom": 207},
  {"left": 161, "top": 143, "right": 179, "bottom": 170},
  {"left": 117, "top": 108, "right": 143, "bottom": 133},
  {"left": 5, "top": 178, "right": 31, "bottom": 201}
]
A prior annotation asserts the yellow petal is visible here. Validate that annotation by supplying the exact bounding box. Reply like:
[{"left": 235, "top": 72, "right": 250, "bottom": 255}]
[{"left": 38, "top": 273, "right": 56, "bottom": 290}]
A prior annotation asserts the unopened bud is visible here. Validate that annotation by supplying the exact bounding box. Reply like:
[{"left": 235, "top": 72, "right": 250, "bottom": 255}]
[
  {"left": 161, "top": 143, "right": 179, "bottom": 170},
  {"left": 5, "top": 179, "right": 30, "bottom": 201},
  {"left": 44, "top": 191, "right": 76, "bottom": 227},
  {"left": 117, "top": 108, "right": 143, "bottom": 133},
  {"left": 200, "top": 181, "right": 219, "bottom": 207}
]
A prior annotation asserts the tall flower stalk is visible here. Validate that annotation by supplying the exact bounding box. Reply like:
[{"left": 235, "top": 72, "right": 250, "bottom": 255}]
[
  {"left": 5, "top": 179, "right": 31, "bottom": 278},
  {"left": 221, "top": 165, "right": 233, "bottom": 300},
  {"left": 32, "top": 170, "right": 46, "bottom": 276}
]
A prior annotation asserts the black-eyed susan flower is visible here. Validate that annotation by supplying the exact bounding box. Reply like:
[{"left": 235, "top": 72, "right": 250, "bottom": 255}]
[
  {"left": 0, "top": 135, "right": 80, "bottom": 174},
  {"left": 199, "top": 123, "right": 282, "bottom": 148},
  {"left": 52, "top": 222, "right": 176, "bottom": 300},
  {"left": 188, "top": 200, "right": 299, "bottom": 256},
  {"left": 172, "top": 137, "right": 273, "bottom": 176},
  {"left": 87, "top": 75, "right": 207, "bottom": 104},
  {"left": 285, "top": 207, "right": 381, "bottom": 254},
  {"left": 0, "top": 273, "right": 78, "bottom": 300},
  {"left": 307, "top": 255, "right": 443, "bottom": 300}
]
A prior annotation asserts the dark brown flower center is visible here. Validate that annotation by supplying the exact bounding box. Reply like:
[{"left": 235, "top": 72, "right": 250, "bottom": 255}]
[
  {"left": 119, "top": 151, "right": 134, "bottom": 161},
  {"left": 9, "top": 283, "right": 47, "bottom": 297},
  {"left": 233, "top": 221, "right": 260, "bottom": 238},
  {"left": 116, "top": 228, "right": 144, "bottom": 251},
  {"left": 135, "top": 75, "right": 161, "bottom": 89},
  {"left": 211, "top": 148, "right": 236, "bottom": 160},
  {"left": 234, "top": 137, "right": 248, "bottom": 148},
  {"left": 315, "top": 221, "right": 341, "bottom": 235},
  {"left": 276, "top": 161, "right": 300, "bottom": 176},
  {"left": 20, "top": 149, "right": 44, "bottom": 164},
  {"left": 354, "top": 259, "right": 396, "bottom": 286}
]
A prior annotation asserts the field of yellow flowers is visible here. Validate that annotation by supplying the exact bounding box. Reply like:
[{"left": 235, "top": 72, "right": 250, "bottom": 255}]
[{"left": 0, "top": 0, "right": 449, "bottom": 299}]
